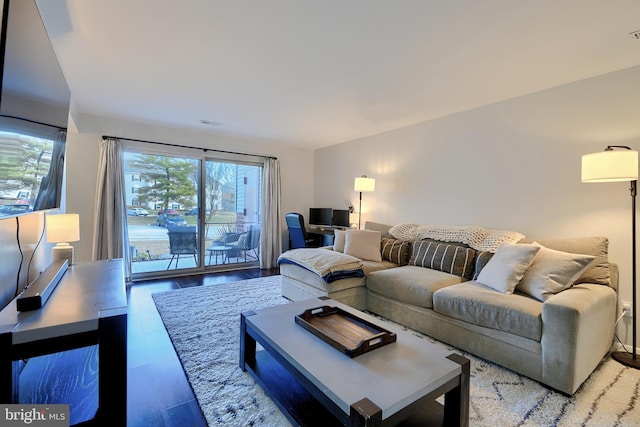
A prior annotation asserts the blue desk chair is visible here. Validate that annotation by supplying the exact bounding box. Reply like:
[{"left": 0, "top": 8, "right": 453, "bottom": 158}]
[{"left": 285, "top": 213, "right": 317, "bottom": 249}]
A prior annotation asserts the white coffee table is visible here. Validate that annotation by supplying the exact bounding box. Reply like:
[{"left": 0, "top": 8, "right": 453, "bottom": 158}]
[{"left": 240, "top": 297, "right": 469, "bottom": 426}]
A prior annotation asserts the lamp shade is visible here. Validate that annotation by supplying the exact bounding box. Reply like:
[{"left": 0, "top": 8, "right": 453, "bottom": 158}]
[
  {"left": 47, "top": 214, "right": 80, "bottom": 243},
  {"left": 582, "top": 150, "right": 638, "bottom": 182},
  {"left": 354, "top": 176, "right": 376, "bottom": 192}
]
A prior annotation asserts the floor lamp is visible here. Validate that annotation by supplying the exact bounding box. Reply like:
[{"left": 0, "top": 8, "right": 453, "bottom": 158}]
[
  {"left": 354, "top": 175, "right": 375, "bottom": 230},
  {"left": 582, "top": 145, "right": 639, "bottom": 369}
]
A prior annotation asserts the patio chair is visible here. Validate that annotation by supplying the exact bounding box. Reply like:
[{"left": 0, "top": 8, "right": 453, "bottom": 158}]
[
  {"left": 224, "top": 225, "right": 260, "bottom": 262},
  {"left": 167, "top": 226, "right": 197, "bottom": 269}
]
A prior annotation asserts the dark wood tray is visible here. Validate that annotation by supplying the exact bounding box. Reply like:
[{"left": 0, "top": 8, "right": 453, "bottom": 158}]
[{"left": 294, "top": 305, "right": 397, "bottom": 357}]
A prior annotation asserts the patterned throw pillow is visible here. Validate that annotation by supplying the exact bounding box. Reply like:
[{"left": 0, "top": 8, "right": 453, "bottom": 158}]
[
  {"left": 473, "top": 251, "right": 494, "bottom": 280},
  {"left": 410, "top": 239, "right": 476, "bottom": 279},
  {"left": 380, "top": 238, "right": 411, "bottom": 266}
]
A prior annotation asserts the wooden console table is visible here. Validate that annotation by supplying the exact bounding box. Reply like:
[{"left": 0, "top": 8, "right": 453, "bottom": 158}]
[{"left": 0, "top": 259, "right": 127, "bottom": 426}]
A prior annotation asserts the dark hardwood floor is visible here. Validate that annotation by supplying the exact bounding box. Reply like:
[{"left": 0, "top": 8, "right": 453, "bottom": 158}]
[
  {"left": 17, "top": 267, "right": 280, "bottom": 426},
  {"left": 127, "top": 267, "right": 280, "bottom": 427}
]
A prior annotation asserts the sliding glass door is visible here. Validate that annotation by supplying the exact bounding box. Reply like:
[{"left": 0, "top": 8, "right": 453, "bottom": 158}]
[
  {"left": 123, "top": 152, "right": 200, "bottom": 275},
  {"left": 123, "top": 149, "right": 262, "bottom": 278},
  {"left": 202, "top": 160, "right": 262, "bottom": 268}
]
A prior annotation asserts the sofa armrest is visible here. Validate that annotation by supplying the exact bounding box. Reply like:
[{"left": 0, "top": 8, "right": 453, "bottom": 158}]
[{"left": 541, "top": 284, "right": 616, "bottom": 394}]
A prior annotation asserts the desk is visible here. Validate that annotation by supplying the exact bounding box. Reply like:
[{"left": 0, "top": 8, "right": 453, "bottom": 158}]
[
  {"left": 306, "top": 227, "right": 350, "bottom": 246},
  {"left": 0, "top": 259, "right": 127, "bottom": 426}
]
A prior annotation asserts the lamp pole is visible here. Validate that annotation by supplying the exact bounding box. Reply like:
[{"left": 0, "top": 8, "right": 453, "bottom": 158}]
[
  {"left": 358, "top": 190, "right": 363, "bottom": 230},
  {"left": 583, "top": 145, "right": 639, "bottom": 368},
  {"left": 612, "top": 178, "right": 638, "bottom": 367}
]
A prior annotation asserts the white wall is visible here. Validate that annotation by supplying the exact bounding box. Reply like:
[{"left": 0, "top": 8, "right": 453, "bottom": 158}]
[
  {"left": 65, "top": 113, "right": 315, "bottom": 263},
  {"left": 315, "top": 65, "right": 640, "bottom": 347},
  {"left": 0, "top": 212, "right": 50, "bottom": 309}
]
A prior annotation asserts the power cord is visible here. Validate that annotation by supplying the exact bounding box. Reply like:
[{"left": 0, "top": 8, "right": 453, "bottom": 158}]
[
  {"left": 614, "top": 302, "right": 632, "bottom": 354},
  {"left": 25, "top": 213, "right": 46, "bottom": 285},
  {"left": 12, "top": 214, "right": 47, "bottom": 298}
]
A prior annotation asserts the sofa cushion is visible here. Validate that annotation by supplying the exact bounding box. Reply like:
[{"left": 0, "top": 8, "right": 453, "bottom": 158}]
[
  {"left": 344, "top": 230, "right": 382, "bottom": 262},
  {"left": 516, "top": 242, "right": 596, "bottom": 301},
  {"left": 532, "top": 237, "right": 609, "bottom": 286},
  {"left": 366, "top": 265, "right": 464, "bottom": 308},
  {"left": 380, "top": 238, "right": 411, "bottom": 266},
  {"left": 409, "top": 239, "right": 476, "bottom": 279},
  {"left": 433, "top": 281, "right": 543, "bottom": 341},
  {"left": 333, "top": 229, "right": 346, "bottom": 252},
  {"left": 476, "top": 243, "right": 540, "bottom": 293},
  {"left": 361, "top": 259, "right": 398, "bottom": 274}
]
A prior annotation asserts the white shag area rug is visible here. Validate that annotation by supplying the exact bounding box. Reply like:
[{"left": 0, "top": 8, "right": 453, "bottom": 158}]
[{"left": 152, "top": 276, "right": 640, "bottom": 427}]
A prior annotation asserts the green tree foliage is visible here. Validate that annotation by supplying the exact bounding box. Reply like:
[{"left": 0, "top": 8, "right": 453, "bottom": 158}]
[
  {"left": 0, "top": 132, "right": 53, "bottom": 201},
  {"left": 128, "top": 154, "right": 197, "bottom": 210}
]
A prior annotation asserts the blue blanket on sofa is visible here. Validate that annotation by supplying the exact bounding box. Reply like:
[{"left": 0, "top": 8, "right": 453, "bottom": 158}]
[{"left": 277, "top": 248, "right": 364, "bottom": 283}]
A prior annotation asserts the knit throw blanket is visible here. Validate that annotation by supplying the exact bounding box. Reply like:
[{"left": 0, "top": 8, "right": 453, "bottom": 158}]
[
  {"left": 388, "top": 224, "right": 525, "bottom": 253},
  {"left": 277, "top": 248, "right": 364, "bottom": 282}
]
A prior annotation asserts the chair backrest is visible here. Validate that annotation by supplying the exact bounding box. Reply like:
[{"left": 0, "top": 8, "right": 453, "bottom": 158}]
[
  {"left": 285, "top": 212, "right": 308, "bottom": 249},
  {"left": 168, "top": 227, "right": 197, "bottom": 254}
]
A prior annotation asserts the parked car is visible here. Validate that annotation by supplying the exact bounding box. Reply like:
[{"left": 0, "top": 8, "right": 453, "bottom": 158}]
[
  {"left": 157, "top": 208, "right": 178, "bottom": 216},
  {"left": 185, "top": 207, "right": 198, "bottom": 216},
  {"left": 127, "top": 207, "right": 149, "bottom": 216},
  {"left": 0, "top": 204, "right": 31, "bottom": 216},
  {"left": 157, "top": 212, "right": 187, "bottom": 227}
]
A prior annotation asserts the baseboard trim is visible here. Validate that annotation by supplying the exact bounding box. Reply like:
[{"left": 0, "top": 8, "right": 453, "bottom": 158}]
[{"left": 612, "top": 342, "right": 640, "bottom": 355}]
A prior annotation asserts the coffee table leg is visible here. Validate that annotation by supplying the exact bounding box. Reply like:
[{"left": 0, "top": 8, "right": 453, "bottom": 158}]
[
  {"left": 239, "top": 311, "right": 256, "bottom": 370},
  {"left": 350, "top": 398, "right": 382, "bottom": 427},
  {"left": 444, "top": 353, "right": 470, "bottom": 427}
]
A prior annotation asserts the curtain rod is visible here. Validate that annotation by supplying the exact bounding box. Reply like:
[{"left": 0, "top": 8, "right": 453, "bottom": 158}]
[
  {"left": 102, "top": 135, "right": 277, "bottom": 160},
  {"left": 0, "top": 114, "right": 67, "bottom": 131}
]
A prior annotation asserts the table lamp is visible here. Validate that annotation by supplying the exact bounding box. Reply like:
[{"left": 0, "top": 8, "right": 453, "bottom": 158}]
[
  {"left": 354, "top": 175, "right": 375, "bottom": 229},
  {"left": 47, "top": 213, "right": 80, "bottom": 265},
  {"left": 582, "top": 145, "right": 639, "bottom": 368}
]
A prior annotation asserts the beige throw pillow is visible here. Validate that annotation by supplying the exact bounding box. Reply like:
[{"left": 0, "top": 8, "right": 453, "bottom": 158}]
[
  {"left": 516, "top": 242, "right": 596, "bottom": 301},
  {"left": 344, "top": 230, "right": 382, "bottom": 262},
  {"left": 333, "top": 229, "right": 346, "bottom": 252},
  {"left": 476, "top": 243, "right": 540, "bottom": 294}
]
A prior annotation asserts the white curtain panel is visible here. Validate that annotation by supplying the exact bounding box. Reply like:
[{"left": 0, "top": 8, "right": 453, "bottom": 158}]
[
  {"left": 93, "top": 138, "right": 132, "bottom": 280},
  {"left": 260, "top": 158, "right": 282, "bottom": 269}
]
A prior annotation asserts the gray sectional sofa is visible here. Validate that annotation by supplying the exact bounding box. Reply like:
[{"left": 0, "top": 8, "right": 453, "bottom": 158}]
[{"left": 279, "top": 221, "right": 619, "bottom": 395}]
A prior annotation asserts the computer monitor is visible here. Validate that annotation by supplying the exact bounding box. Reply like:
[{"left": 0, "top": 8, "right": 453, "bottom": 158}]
[
  {"left": 332, "top": 209, "right": 350, "bottom": 228},
  {"left": 308, "top": 208, "right": 333, "bottom": 227}
]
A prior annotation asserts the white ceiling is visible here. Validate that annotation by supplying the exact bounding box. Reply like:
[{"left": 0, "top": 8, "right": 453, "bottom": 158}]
[{"left": 31, "top": 0, "right": 640, "bottom": 149}]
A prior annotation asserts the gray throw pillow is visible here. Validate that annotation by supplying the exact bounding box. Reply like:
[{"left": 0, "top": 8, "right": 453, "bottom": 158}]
[
  {"left": 516, "top": 242, "right": 596, "bottom": 301},
  {"left": 476, "top": 243, "right": 540, "bottom": 294},
  {"left": 380, "top": 238, "right": 411, "bottom": 266},
  {"left": 533, "top": 237, "right": 609, "bottom": 286},
  {"left": 472, "top": 251, "right": 494, "bottom": 280},
  {"left": 410, "top": 239, "right": 476, "bottom": 279}
]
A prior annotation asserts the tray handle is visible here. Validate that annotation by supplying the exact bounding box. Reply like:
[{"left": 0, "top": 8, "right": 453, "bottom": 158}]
[
  {"left": 357, "top": 331, "right": 396, "bottom": 353},
  {"left": 304, "top": 305, "right": 338, "bottom": 318}
]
